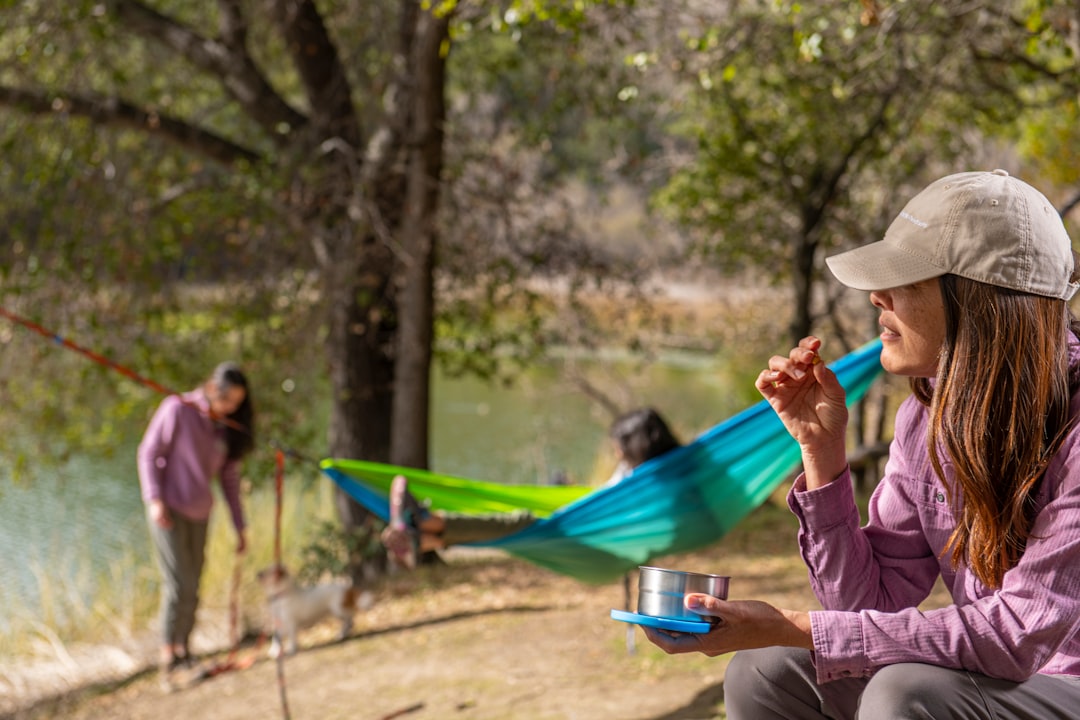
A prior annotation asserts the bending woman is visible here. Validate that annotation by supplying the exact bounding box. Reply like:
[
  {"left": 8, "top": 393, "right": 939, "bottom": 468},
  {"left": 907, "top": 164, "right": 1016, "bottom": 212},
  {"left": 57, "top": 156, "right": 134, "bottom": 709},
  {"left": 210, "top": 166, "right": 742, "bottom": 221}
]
[
  {"left": 137, "top": 362, "right": 255, "bottom": 689},
  {"left": 643, "top": 170, "right": 1080, "bottom": 718}
]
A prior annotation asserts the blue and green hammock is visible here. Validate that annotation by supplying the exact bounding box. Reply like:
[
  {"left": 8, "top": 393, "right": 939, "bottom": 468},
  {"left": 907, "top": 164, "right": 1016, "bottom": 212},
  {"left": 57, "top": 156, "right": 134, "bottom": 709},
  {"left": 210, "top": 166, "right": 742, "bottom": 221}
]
[{"left": 321, "top": 339, "right": 884, "bottom": 584}]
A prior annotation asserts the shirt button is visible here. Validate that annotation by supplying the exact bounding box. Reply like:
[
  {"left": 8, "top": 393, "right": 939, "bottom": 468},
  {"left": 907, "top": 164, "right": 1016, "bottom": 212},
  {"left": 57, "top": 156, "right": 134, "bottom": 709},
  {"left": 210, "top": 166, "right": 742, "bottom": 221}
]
[{"left": 935, "top": 491, "right": 945, "bottom": 503}]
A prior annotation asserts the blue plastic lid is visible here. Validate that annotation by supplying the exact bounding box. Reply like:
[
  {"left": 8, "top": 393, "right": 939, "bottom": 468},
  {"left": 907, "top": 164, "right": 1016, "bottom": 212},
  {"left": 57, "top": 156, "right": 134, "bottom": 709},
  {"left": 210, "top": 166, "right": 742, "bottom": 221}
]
[{"left": 610, "top": 608, "right": 712, "bottom": 634}]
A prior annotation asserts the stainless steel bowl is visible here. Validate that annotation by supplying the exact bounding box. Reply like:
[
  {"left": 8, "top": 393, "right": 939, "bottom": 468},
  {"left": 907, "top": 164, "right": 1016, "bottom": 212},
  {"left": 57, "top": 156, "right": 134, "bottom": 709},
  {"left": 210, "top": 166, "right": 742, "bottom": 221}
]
[{"left": 637, "top": 566, "right": 730, "bottom": 621}]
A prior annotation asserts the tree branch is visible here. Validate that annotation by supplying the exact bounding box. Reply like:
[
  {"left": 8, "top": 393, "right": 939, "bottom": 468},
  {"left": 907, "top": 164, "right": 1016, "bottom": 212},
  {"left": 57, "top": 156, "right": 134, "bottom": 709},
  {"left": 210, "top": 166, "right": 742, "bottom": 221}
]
[
  {"left": 0, "top": 84, "right": 260, "bottom": 166},
  {"left": 807, "top": 85, "right": 898, "bottom": 231},
  {"left": 268, "top": 0, "right": 360, "bottom": 147},
  {"left": 111, "top": 0, "right": 308, "bottom": 143},
  {"left": 1061, "top": 191, "right": 1080, "bottom": 220},
  {"left": 565, "top": 364, "right": 629, "bottom": 422},
  {"left": 216, "top": 0, "right": 247, "bottom": 47}
]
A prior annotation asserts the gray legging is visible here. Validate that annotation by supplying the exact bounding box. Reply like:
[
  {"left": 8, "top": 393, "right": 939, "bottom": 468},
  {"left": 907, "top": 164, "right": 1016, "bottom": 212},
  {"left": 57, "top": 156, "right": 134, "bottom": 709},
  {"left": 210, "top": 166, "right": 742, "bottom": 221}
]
[
  {"left": 725, "top": 646, "right": 1080, "bottom": 720},
  {"left": 148, "top": 511, "right": 209, "bottom": 651},
  {"left": 439, "top": 509, "right": 537, "bottom": 546}
]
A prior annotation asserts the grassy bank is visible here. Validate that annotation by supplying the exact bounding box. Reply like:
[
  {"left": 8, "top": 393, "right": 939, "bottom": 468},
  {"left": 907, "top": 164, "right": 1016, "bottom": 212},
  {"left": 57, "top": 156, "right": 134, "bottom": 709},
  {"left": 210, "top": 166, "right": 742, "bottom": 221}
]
[{"left": 0, "top": 472, "right": 341, "bottom": 663}]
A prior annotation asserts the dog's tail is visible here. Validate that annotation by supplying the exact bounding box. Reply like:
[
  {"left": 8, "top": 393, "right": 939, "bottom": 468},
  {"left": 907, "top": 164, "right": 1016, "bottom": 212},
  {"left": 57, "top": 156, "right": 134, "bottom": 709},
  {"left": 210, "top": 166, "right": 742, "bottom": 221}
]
[{"left": 343, "top": 585, "right": 375, "bottom": 612}]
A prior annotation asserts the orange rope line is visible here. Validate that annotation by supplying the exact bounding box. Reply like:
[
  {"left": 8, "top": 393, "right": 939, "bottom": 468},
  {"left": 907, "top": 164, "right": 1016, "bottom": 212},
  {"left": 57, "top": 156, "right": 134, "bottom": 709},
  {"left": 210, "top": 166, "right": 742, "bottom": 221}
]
[{"left": 0, "top": 305, "right": 249, "bottom": 433}]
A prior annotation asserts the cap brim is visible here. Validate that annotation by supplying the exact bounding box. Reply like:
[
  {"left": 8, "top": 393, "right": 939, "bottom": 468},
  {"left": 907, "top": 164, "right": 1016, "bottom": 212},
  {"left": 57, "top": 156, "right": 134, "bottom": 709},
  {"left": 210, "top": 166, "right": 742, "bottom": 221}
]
[{"left": 825, "top": 240, "right": 945, "bottom": 292}]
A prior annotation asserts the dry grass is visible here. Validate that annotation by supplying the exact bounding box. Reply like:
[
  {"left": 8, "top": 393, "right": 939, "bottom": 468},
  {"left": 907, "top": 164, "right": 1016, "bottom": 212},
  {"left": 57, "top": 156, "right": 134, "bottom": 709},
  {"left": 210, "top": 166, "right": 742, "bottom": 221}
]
[{"left": 0, "top": 477, "right": 340, "bottom": 716}]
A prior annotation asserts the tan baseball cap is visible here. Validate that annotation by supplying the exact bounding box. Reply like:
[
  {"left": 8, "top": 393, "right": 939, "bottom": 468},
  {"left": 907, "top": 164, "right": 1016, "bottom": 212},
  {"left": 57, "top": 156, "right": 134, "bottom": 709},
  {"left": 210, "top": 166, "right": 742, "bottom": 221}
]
[{"left": 826, "top": 169, "right": 1077, "bottom": 301}]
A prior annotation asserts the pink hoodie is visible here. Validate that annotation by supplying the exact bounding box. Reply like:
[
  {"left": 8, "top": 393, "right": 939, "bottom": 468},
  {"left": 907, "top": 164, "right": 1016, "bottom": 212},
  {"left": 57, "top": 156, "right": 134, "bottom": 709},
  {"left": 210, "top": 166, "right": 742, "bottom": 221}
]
[{"left": 137, "top": 390, "right": 245, "bottom": 531}]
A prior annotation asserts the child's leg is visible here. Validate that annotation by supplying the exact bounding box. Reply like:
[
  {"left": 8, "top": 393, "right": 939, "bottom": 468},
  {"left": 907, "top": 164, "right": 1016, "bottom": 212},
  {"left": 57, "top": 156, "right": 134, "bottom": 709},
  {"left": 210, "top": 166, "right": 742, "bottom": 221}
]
[{"left": 382, "top": 475, "right": 417, "bottom": 569}]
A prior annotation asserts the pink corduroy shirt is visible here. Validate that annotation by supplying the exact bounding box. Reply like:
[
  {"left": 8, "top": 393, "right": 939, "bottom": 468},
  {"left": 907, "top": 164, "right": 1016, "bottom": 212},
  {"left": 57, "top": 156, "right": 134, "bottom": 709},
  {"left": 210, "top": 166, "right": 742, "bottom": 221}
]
[
  {"left": 137, "top": 390, "right": 245, "bottom": 532},
  {"left": 790, "top": 339, "right": 1080, "bottom": 685}
]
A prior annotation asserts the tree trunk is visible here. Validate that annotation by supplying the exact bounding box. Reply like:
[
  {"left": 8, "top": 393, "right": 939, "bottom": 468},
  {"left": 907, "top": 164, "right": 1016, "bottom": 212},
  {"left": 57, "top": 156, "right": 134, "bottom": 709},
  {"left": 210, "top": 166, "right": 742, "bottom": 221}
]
[
  {"left": 390, "top": 6, "right": 449, "bottom": 469},
  {"left": 326, "top": 231, "right": 397, "bottom": 550},
  {"left": 326, "top": 276, "right": 395, "bottom": 460},
  {"left": 325, "top": 3, "right": 452, "bottom": 573},
  {"left": 790, "top": 233, "right": 817, "bottom": 344}
]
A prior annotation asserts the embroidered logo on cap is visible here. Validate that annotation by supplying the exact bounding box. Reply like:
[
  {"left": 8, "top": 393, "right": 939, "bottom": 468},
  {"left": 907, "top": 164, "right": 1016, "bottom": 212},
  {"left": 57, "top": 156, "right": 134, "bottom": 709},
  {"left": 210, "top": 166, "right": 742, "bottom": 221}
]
[{"left": 898, "top": 211, "right": 928, "bottom": 229}]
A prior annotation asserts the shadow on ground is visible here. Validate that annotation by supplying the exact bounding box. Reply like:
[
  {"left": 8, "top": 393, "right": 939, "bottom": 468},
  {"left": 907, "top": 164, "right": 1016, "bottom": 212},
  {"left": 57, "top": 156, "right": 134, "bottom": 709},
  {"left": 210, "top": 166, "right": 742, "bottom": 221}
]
[{"left": 7, "top": 603, "right": 556, "bottom": 720}]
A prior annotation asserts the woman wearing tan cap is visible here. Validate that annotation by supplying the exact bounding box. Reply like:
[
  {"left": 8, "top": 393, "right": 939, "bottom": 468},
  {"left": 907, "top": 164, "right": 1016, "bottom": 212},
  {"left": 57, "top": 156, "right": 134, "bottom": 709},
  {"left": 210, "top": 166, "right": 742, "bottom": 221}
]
[{"left": 644, "top": 170, "right": 1080, "bottom": 718}]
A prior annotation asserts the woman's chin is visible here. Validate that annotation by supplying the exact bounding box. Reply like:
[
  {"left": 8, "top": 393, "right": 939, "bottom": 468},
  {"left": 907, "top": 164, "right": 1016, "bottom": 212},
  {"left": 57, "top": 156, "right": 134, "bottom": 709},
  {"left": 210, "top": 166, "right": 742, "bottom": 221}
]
[{"left": 880, "top": 352, "right": 936, "bottom": 379}]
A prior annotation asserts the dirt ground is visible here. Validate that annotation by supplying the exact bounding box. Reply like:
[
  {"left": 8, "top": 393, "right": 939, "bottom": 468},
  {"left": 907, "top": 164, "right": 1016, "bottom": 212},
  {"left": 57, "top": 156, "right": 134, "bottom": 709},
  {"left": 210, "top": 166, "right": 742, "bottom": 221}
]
[{"left": 5, "top": 499, "right": 819, "bottom": 720}]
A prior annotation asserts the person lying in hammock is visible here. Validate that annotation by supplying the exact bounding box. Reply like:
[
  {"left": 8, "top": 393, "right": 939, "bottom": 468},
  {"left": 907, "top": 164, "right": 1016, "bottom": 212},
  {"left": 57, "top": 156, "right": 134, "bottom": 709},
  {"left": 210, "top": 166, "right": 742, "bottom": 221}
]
[{"left": 381, "top": 406, "right": 682, "bottom": 568}]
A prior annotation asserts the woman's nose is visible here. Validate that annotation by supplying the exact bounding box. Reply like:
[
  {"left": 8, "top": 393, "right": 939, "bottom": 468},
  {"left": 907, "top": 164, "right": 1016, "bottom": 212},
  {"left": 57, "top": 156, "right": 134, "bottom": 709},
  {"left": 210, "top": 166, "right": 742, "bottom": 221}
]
[{"left": 869, "top": 290, "right": 889, "bottom": 309}]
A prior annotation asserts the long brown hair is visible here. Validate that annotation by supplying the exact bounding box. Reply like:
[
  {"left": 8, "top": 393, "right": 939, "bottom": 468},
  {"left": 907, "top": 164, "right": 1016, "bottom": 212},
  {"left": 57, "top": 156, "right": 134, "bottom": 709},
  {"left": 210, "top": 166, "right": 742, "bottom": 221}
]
[
  {"left": 911, "top": 275, "right": 1080, "bottom": 588},
  {"left": 211, "top": 362, "right": 256, "bottom": 461}
]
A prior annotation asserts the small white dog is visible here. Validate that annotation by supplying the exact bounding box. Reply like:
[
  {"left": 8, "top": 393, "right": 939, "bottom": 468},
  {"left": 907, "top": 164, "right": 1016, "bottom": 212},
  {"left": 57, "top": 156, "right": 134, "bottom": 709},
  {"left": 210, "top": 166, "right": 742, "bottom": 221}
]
[{"left": 256, "top": 564, "right": 373, "bottom": 658}]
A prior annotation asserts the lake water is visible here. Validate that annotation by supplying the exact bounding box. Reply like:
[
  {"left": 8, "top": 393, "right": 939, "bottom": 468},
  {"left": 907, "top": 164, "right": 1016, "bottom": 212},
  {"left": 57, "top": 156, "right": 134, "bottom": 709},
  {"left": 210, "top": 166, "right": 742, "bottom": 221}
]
[{"left": 0, "top": 353, "right": 755, "bottom": 620}]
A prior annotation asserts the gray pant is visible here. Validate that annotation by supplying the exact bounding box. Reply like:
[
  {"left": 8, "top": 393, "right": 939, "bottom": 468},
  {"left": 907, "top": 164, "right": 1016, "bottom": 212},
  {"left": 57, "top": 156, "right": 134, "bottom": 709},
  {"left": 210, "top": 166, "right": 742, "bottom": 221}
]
[
  {"left": 148, "top": 511, "right": 208, "bottom": 651},
  {"left": 440, "top": 509, "right": 537, "bottom": 546},
  {"left": 725, "top": 646, "right": 1080, "bottom": 719}
]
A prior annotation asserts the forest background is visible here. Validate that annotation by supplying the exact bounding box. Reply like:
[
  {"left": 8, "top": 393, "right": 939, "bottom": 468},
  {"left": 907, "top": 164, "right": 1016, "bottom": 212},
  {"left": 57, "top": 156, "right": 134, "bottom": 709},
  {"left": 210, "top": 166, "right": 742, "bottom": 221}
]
[{"left": 1, "top": 0, "right": 1079, "bottom": 716}]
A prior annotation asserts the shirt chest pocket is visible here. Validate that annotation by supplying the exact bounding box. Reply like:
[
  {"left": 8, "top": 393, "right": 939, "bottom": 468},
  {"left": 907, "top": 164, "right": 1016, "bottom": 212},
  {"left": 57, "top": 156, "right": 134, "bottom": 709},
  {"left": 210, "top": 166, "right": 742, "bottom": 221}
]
[
  {"left": 912, "top": 477, "right": 956, "bottom": 549},
  {"left": 913, "top": 477, "right": 952, "bottom": 510}
]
